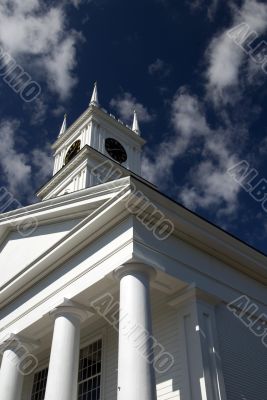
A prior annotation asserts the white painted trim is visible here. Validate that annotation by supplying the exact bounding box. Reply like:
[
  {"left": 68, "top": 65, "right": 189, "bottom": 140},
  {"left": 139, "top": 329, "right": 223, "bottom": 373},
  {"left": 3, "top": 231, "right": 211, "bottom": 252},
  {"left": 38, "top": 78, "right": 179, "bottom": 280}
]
[{"left": 171, "top": 290, "right": 227, "bottom": 400}]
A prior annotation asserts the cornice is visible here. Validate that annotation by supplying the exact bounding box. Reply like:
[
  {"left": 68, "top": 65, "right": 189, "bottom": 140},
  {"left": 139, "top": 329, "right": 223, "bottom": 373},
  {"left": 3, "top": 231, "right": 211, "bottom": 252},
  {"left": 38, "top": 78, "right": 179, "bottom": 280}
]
[
  {"left": 8, "top": 179, "right": 130, "bottom": 236},
  {"left": 0, "top": 177, "right": 130, "bottom": 230}
]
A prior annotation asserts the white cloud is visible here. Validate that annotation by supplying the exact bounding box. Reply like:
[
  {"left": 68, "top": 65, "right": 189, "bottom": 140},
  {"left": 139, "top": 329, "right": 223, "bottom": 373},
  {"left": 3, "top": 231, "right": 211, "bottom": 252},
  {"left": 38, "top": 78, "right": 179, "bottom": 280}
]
[
  {"left": 110, "top": 92, "right": 154, "bottom": 124},
  {"left": 179, "top": 135, "right": 240, "bottom": 216},
  {"left": 142, "top": 88, "right": 210, "bottom": 184},
  {"left": 238, "top": 0, "right": 267, "bottom": 31},
  {"left": 26, "top": 97, "right": 48, "bottom": 126},
  {"left": 142, "top": 2, "right": 267, "bottom": 218},
  {"left": 32, "top": 147, "right": 53, "bottom": 184},
  {"left": 142, "top": 88, "right": 242, "bottom": 216},
  {"left": 0, "top": 0, "right": 84, "bottom": 100},
  {"left": 40, "top": 34, "right": 81, "bottom": 100},
  {"left": 141, "top": 1, "right": 267, "bottom": 223},
  {"left": 206, "top": 35, "right": 243, "bottom": 102},
  {"left": 0, "top": 119, "right": 31, "bottom": 195},
  {"left": 0, "top": 119, "right": 52, "bottom": 199},
  {"left": 180, "top": 164, "right": 240, "bottom": 216},
  {"left": 148, "top": 58, "right": 171, "bottom": 77},
  {"left": 206, "top": 0, "right": 267, "bottom": 104},
  {"left": 171, "top": 88, "right": 210, "bottom": 138}
]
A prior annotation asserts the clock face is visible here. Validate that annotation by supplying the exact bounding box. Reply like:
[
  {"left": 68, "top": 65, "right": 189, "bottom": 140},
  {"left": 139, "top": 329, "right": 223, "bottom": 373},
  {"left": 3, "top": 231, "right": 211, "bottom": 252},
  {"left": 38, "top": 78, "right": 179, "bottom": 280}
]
[
  {"left": 105, "top": 138, "right": 127, "bottom": 164},
  {"left": 64, "top": 140, "right": 81, "bottom": 165}
]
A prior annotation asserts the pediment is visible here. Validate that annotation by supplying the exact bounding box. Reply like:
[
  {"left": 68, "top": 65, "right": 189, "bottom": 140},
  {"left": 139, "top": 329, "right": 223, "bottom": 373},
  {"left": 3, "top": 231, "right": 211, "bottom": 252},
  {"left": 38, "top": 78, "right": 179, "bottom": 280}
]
[
  {"left": 0, "top": 219, "right": 82, "bottom": 289},
  {"left": 0, "top": 177, "right": 133, "bottom": 304}
]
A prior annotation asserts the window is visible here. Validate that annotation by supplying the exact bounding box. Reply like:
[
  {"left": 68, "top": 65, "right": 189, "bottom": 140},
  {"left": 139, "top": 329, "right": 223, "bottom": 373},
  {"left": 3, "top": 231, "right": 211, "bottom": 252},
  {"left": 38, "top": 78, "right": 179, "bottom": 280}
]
[
  {"left": 78, "top": 339, "right": 102, "bottom": 400},
  {"left": 31, "top": 367, "right": 48, "bottom": 400},
  {"left": 31, "top": 339, "right": 102, "bottom": 400}
]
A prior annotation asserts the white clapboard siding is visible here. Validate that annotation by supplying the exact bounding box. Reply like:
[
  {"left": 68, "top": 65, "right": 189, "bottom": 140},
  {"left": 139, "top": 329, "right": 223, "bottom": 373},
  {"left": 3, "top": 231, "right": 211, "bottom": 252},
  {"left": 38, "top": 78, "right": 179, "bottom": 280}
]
[
  {"left": 152, "top": 297, "right": 184, "bottom": 400},
  {"left": 216, "top": 303, "right": 267, "bottom": 400}
]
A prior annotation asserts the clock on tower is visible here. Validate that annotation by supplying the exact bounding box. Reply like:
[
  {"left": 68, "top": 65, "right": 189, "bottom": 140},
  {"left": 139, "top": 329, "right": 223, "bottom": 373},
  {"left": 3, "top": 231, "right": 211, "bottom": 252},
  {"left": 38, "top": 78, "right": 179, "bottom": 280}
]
[{"left": 36, "top": 83, "right": 145, "bottom": 200}]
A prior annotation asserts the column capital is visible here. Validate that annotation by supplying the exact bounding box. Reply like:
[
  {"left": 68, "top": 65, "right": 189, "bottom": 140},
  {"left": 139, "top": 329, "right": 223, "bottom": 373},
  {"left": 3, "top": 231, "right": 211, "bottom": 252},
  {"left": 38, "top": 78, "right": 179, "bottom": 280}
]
[
  {"left": 114, "top": 262, "right": 156, "bottom": 281},
  {"left": 0, "top": 333, "right": 40, "bottom": 353},
  {"left": 50, "top": 298, "right": 91, "bottom": 322}
]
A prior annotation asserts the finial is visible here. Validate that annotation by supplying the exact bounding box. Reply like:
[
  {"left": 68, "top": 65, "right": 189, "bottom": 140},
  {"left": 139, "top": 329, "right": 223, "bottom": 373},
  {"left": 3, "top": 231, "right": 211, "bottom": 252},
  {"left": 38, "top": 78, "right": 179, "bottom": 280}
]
[
  {"left": 59, "top": 113, "right": 67, "bottom": 137},
  {"left": 132, "top": 109, "right": 141, "bottom": 135},
  {"left": 90, "top": 81, "right": 99, "bottom": 106}
]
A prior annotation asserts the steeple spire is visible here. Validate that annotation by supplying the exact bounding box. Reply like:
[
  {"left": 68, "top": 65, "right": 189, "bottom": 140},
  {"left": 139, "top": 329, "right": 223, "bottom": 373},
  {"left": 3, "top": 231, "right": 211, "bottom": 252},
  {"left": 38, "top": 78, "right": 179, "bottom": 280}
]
[
  {"left": 59, "top": 113, "right": 67, "bottom": 137},
  {"left": 132, "top": 110, "right": 141, "bottom": 135},
  {"left": 90, "top": 81, "right": 99, "bottom": 106}
]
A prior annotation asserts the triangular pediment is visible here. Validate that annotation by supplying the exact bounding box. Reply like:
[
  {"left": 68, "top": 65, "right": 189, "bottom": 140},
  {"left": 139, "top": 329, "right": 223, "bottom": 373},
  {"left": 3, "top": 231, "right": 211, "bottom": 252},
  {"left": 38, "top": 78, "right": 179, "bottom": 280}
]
[
  {"left": 0, "top": 218, "right": 82, "bottom": 289},
  {"left": 0, "top": 177, "right": 133, "bottom": 304}
]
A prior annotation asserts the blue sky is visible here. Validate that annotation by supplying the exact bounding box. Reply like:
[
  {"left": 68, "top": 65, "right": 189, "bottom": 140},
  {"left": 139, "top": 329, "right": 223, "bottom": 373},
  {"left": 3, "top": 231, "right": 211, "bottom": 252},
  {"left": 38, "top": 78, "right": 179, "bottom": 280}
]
[{"left": 0, "top": 0, "right": 267, "bottom": 254}]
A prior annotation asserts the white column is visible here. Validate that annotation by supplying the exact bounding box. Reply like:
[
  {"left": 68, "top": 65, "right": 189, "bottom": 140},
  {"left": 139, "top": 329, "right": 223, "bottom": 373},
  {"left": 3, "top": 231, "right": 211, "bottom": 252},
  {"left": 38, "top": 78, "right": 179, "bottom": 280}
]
[
  {"left": 0, "top": 334, "right": 39, "bottom": 400},
  {"left": 44, "top": 299, "right": 88, "bottom": 400},
  {"left": 115, "top": 263, "right": 157, "bottom": 400}
]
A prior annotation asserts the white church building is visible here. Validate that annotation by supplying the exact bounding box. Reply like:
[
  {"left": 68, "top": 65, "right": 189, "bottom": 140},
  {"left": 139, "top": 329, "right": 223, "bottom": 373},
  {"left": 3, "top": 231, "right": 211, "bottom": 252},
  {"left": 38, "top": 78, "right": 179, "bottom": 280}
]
[{"left": 0, "top": 84, "right": 266, "bottom": 400}]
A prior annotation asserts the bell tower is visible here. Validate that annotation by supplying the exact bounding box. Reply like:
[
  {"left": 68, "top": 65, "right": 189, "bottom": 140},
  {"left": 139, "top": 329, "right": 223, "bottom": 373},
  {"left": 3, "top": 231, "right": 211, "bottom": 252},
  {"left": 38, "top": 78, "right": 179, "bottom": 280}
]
[{"left": 37, "top": 83, "right": 145, "bottom": 201}]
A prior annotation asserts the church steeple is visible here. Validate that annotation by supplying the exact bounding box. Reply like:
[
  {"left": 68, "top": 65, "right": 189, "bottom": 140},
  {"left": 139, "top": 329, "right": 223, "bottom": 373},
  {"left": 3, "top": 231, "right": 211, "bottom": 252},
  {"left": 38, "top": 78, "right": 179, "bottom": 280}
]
[
  {"left": 58, "top": 113, "right": 67, "bottom": 137},
  {"left": 132, "top": 110, "right": 141, "bottom": 135},
  {"left": 90, "top": 82, "right": 99, "bottom": 106},
  {"left": 37, "top": 86, "right": 146, "bottom": 201}
]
